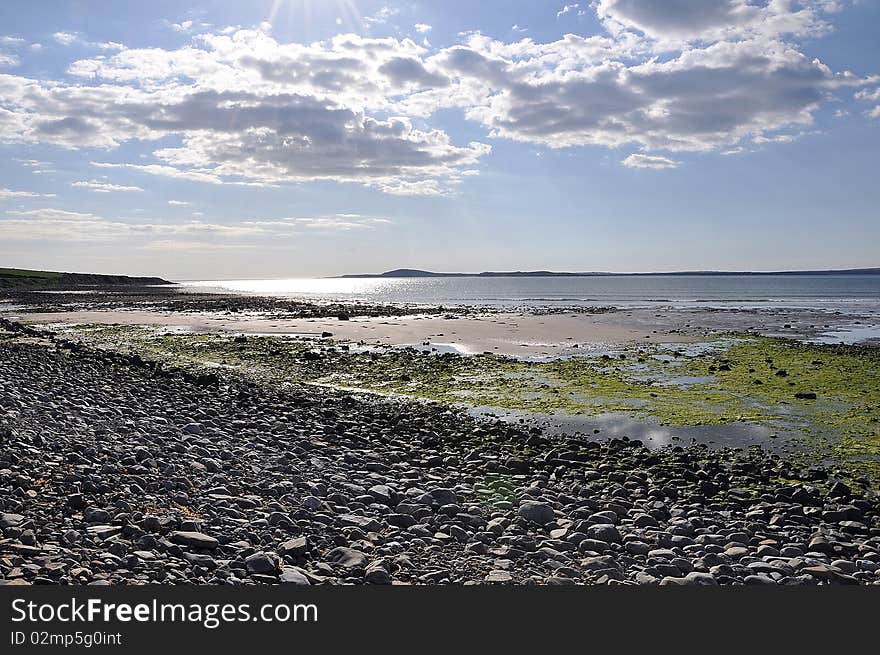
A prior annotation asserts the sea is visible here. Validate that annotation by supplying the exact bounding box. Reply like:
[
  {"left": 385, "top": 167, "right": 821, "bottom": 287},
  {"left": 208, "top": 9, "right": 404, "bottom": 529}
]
[{"left": 181, "top": 274, "right": 880, "bottom": 315}]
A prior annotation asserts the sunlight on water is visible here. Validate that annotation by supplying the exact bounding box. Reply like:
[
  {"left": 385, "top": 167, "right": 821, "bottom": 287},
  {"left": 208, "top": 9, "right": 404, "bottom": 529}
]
[
  {"left": 186, "top": 277, "right": 413, "bottom": 298},
  {"left": 181, "top": 275, "right": 880, "bottom": 316}
]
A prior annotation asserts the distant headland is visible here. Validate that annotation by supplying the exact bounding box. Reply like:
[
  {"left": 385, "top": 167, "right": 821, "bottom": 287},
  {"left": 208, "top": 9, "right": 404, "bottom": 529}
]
[
  {"left": 0, "top": 267, "right": 173, "bottom": 289},
  {"left": 338, "top": 267, "right": 880, "bottom": 278}
]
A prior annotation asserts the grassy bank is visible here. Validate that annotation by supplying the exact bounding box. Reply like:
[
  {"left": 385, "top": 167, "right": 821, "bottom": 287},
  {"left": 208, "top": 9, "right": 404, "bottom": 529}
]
[{"left": 0, "top": 267, "right": 172, "bottom": 289}]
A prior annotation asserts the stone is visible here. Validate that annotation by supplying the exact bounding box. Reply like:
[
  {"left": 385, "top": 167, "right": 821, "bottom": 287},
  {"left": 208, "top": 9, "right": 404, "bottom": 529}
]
[
  {"left": 245, "top": 552, "right": 280, "bottom": 575},
  {"left": 587, "top": 524, "right": 621, "bottom": 544},
  {"left": 633, "top": 514, "right": 658, "bottom": 528},
  {"left": 386, "top": 513, "right": 417, "bottom": 528},
  {"left": 0, "top": 513, "right": 25, "bottom": 529},
  {"left": 485, "top": 570, "right": 513, "bottom": 583},
  {"left": 280, "top": 568, "right": 311, "bottom": 585},
  {"left": 368, "top": 485, "right": 395, "bottom": 505},
  {"left": 83, "top": 507, "right": 112, "bottom": 523},
  {"left": 325, "top": 547, "right": 368, "bottom": 569},
  {"left": 67, "top": 494, "right": 87, "bottom": 510},
  {"left": 339, "top": 514, "right": 382, "bottom": 532},
  {"left": 278, "top": 536, "right": 309, "bottom": 558},
  {"left": 86, "top": 525, "right": 121, "bottom": 540},
  {"left": 518, "top": 501, "right": 555, "bottom": 525},
  {"left": 365, "top": 566, "right": 392, "bottom": 585},
  {"left": 684, "top": 572, "right": 718, "bottom": 586},
  {"left": 429, "top": 488, "right": 458, "bottom": 505},
  {"left": 170, "top": 531, "right": 219, "bottom": 550}
]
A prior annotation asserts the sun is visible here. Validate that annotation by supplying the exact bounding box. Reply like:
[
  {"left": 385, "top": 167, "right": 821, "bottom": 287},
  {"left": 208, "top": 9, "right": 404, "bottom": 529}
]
[{"left": 267, "top": 0, "right": 365, "bottom": 36}]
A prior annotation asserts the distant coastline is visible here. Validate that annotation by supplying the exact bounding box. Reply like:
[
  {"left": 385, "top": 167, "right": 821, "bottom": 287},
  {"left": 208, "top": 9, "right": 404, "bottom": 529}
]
[
  {"left": 0, "top": 267, "right": 173, "bottom": 289},
  {"left": 338, "top": 267, "right": 880, "bottom": 279}
]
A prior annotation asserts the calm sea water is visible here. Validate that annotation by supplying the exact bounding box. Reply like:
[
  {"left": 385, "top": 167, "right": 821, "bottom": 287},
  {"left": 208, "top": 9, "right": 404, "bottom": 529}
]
[{"left": 182, "top": 274, "right": 880, "bottom": 314}]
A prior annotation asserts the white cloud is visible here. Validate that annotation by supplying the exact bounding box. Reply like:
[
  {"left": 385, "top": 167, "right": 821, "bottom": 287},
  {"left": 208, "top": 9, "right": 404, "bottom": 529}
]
[
  {"left": 557, "top": 4, "right": 580, "bottom": 19},
  {"left": 7, "top": 208, "right": 99, "bottom": 220},
  {"left": 1, "top": 206, "right": 392, "bottom": 244},
  {"left": 0, "top": 53, "right": 19, "bottom": 67},
  {"left": 0, "top": 187, "right": 55, "bottom": 199},
  {"left": 414, "top": 24, "right": 432, "bottom": 34},
  {"left": 597, "top": 0, "right": 833, "bottom": 44},
  {"left": 364, "top": 6, "right": 400, "bottom": 28},
  {"left": 49, "top": 31, "right": 124, "bottom": 51},
  {"left": 622, "top": 153, "right": 680, "bottom": 169},
  {"left": 423, "top": 34, "right": 867, "bottom": 155},
  {"left": 377, "top": 179, "right": 446, "bottom": 196},
  {"left": 856, "top": 87, "right": 880, "bottom": 118},
  {"left": 0, "top": 5, "right": 874, "bottom": 185},
  {"left": 52, "top": 32, "right": 78, "bottom": 46},
  {"left": 91, "top": 162, "right": 224, "bottom": 185},
  {"left": 167, "top": 199, "right": 191, "bottom": 206},
  {"left": 0, "top": 29, "right": 488, "bottom": 194},
  {"left": 71, "top": 180, "right": 144, "bottom": 192}
]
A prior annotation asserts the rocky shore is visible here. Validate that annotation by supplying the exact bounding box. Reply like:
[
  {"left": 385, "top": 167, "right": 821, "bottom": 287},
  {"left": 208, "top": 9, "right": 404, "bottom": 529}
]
[
  {"left": 1, "top": 319, "right": 878, "bottom": 586},
  {"left": 1, "top": 286, "right": 473, "bottom": 318}
]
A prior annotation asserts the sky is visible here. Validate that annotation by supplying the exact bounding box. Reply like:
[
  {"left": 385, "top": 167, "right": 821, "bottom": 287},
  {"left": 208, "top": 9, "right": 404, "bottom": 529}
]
[{"left": 0, "top": 0, "right": 879, "bottom": 279}]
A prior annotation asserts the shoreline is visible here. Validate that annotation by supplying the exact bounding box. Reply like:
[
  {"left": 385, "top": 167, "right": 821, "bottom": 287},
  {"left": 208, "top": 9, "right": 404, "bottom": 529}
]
[
  {"left": 1, "top": 320, "right": 878, "bottom": 586},
  {"left": 2, "top": 286, "right": 880, "bottom": 586}
]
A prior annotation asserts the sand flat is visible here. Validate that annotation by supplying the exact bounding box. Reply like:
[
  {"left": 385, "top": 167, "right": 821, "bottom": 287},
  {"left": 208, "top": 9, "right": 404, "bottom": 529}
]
[{"left": 14, "top": 309, "right": 699, "bottom": 358}]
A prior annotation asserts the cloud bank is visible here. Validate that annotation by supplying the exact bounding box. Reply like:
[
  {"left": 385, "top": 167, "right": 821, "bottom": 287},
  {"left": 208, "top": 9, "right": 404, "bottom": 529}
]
[{"left": 0, "top": 0, "right": 874, "bottom": 203}]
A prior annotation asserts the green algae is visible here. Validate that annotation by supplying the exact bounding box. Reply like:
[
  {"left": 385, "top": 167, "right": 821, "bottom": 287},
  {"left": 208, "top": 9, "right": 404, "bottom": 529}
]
[{"left": 55, "top": 323, "right": 880, "bottom": 485}]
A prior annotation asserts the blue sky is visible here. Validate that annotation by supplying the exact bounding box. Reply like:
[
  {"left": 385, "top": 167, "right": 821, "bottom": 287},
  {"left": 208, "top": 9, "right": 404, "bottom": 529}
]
[{"left": 1, "top": 0, "right": 879, "bottom": 278}]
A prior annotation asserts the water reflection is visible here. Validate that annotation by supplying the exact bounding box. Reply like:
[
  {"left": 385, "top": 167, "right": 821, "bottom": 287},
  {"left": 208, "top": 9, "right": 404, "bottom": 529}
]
[{"left": 466, "top": 406, "right": 799, "bottom": 453}]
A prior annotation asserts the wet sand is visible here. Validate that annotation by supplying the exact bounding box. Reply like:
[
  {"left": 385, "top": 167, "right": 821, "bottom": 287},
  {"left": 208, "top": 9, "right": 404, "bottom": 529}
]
[
  {"left": 12, "top": 299, "right": 879, "bottom": 357},
  {"left": 13, "top": 308, "right": 702, "bottom": 358}
]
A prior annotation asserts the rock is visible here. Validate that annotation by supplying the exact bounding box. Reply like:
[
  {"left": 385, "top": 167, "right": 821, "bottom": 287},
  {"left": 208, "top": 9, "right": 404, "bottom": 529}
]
[
  {"left": 0, "top": 513, "right": 24, "bottom": 529},
  {"left": 368, "top": 485, "right": 395, "bottom": 505},
  {"left": 586, "top": 524, "right": 621, "bottom": 544},
  {"left": 365, "top": 566, "right": 392, "bottom": 585},
  {"left": 245, "top": 552, "right": 280, "bottom": 575},
  {"left": 660, "top": 571, "right": 718, "bottom": 587},
  {"left": 808, "top": 534, "right": 835, "bottom": 555},
  {"left": 183, "top": 552, "right": 216, "bottom": 569},
  {"left": 83, "top": 507, "right": 111, "bottom": 523},
  {"left": 625, "top": 541, "right": 651, "bottom": 556},
  {"left": 429, "top": 488, "right": 458, "bottom": 505},
  {"left": 744, "top": 575, "right": 777, "bottom": 585},
  {"left": 724, "top": 546, "right": 749, "bottom": 560},
  {"left": 485, "top": 570, "right": 513, "bottom": 583},
  {"left": 803, "top": 565, "right": 859, "bottom": 584},
  {"left": 386, "top": 513, "right": 417, "bottom": 528},
  {"left": 518, "top": 501, "right": 555, "bottom": 525},
  {"left": 590, "top": 511, "right": 618, "bottom": 525},
  {"left": 325, "top": 547, "right": 368, "bottom": 569},
  {"left": 67, "top": 494, "right": 87, "bottom": 510},
  {"left": 633, "top": 514, "right": 658, "bottom": 528},
  {"left": 280, "top": 568, "right": 311, "bottom": 585},
  {"left": 278, "top": 536, "right": 309, "bottom": 558},
  {"left": 170, "top": 531, "right": 219, "bottom": 550},
  {"left": 1, "top": 321, "right": 878, "bottom": 588},
  {"left": 339, "top": 514, "right": 382, "bottom": 532},
  {"left": 86, "top": 525, "right": 121, "bottom": 540},
  {"left": 684, "top": 572, "right": 718, "bottom": 586}
]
